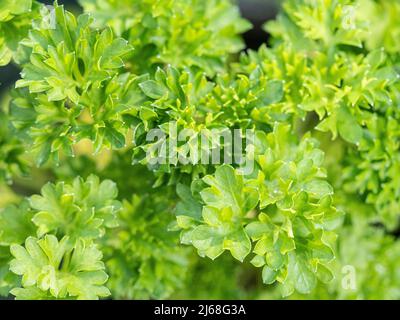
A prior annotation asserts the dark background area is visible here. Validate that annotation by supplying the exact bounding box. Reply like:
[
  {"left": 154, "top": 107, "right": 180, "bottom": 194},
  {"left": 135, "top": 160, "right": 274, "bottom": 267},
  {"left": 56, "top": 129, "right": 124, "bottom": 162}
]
[{"left": 0, "top": 0, "right": 279, "bottom": 92}]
